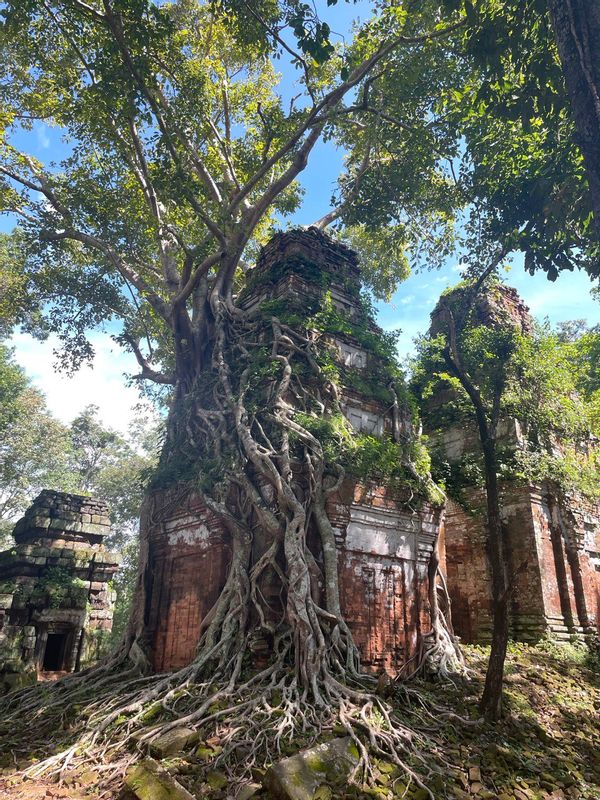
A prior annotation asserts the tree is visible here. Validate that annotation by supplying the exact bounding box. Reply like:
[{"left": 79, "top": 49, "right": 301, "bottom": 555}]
[
  {"left": 0, "top": 343, "right": 74, "bottom": 546},
  {"left": 412, "top": 283, "right": 600, "bottom": 719},
  {"left": 443, "top": 0, "right": 600, "bottom": 278},
  {"left": 0, "top": 1, "right": 469, "bottom": 788},
  {"left": 412, "top": 279, "right": 522, "bottom": 720},
  {"left": 69, "top": 404, "right": 131, "bottom": 492},
  {"left": 546, "top": 0, "right": 600, "bottom": 243},
  {"left": 559, "top": 322, "right": 600, "bottom": 435},
  {"left": 334, "top": 0, "right": 600, "bottom": 282}
]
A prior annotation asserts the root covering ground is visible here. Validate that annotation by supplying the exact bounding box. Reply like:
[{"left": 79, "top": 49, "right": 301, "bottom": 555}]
[{"left": 0, "top": 643, "right": 598, "bottom": 800}]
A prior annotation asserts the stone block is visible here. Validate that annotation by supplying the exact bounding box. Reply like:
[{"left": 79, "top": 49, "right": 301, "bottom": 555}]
[
  {"left": 124, "top": 758, "right": 196, "bottom": 800},
  {"left": 148, "top": 727, "right": 199, "bottom": 758},
  {"left": 264, "top": 738, "right": 359, "bottom": 800},
  {"left": 80, "top": 523, "right": 105, "bottom": 536}
]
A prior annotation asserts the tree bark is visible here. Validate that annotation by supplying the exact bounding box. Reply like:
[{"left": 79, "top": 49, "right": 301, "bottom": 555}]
[{"left": 548, "top": 0, "right": 600, "bottom": 242}]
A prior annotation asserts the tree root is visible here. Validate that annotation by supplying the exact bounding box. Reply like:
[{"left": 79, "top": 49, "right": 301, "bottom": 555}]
[{"left": 0, "top": 644, "right": 475, "bottom": 800}]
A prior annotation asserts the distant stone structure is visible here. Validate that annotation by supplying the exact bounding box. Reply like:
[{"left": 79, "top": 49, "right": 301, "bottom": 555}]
[
  {"left": 142, "top": 228, "right": 442, "bottom": 675},
  {"left": 427, "top": 285, "right": 600, "bottom": 643},
  {"left": 0, "top": 491, "right": 120, "bottom": 692}
]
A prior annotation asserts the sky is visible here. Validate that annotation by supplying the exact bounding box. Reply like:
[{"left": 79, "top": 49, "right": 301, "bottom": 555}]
[{"left": 3, "top": 1, "right": 599, "bottom": 434}]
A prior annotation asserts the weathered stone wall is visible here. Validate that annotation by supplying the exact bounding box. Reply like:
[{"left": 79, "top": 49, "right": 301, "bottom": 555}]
[{"left": 0, "top": 491, "right": 120, "bottom": 692}]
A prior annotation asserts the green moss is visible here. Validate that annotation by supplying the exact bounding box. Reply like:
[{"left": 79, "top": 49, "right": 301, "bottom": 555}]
[
  {"left": 429, "top": 447, "right": 485, "bottom": 513},
  {"left": 304, "top": 753, "right": 327, "bottom": 772},
  {"left": 240, "top": 255, "right": 330, "bottom": 300},
  {"left": 309, "top": 294, "right": 400, "bottom": 365},
  {"left": 29, "top": 565, "right": 88, "bottom": 609}
]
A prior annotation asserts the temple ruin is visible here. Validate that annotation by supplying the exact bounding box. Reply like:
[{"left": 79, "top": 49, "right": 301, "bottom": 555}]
[
  {"left": 138, "top": 231, "right": 600, "bottom": 676},
  {"left": 425, "top": 284, "right": 600, "bottom": 643},
  {"left": 0, "top": 491, "right": 120, "bottom": 692},
  {"left": 4, "top": 234, "right": 596, "bottom": 692},
  {"left": 141, "top": 228, "right": 443, "bottom": 675}
]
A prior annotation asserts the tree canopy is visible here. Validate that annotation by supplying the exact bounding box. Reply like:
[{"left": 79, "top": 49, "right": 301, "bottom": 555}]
[{"left": 1, "top": 0, "right": 598, "bottom": 388}]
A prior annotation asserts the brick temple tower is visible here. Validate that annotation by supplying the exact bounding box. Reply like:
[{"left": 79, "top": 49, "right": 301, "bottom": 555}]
[
  {"left": 425, "top": 283, "right": 600, "bottom": 643},
  {"left": 141, "top": 227, "right": 443, "bottom": 675}
]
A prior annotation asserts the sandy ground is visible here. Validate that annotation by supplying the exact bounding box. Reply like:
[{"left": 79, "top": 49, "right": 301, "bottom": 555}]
[{"left": 0, "top": 780, "right": 95, "bottom": 799}]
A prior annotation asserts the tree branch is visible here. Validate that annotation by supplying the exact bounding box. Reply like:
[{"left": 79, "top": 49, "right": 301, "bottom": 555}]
[
  {"left": 40, "top": 228, "right": 171, "bottom": 322},
  {"left": 123, "top": 333, "right": 175, "bottom": 385},
  {"left": 313, "top": 145, "right": 371, "bottom": 230}
]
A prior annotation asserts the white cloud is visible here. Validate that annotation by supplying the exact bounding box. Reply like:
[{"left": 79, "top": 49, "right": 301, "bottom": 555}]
[
  {"left": 35, "top": 124, "right": 51, "bottom": 149},
  {"left": 9, "top": 332, "right": 148, "bottom": 434},
  {"left": 399, "top": 294, "right": 415, "bottom": 306}
]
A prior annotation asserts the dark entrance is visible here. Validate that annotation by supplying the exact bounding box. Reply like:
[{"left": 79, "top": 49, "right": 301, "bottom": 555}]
[{"left": 42, "top": 632, "right": 68, "bottom": 671}]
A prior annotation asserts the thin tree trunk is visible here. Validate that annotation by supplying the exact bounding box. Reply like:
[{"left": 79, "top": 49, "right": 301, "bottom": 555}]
[
  {"left": 478, "top": 433, "right": 509, "bottom": 720},
  {"left": 548, "top": 0, "right": 600, "bottom": 241},
  {"left": 441, "top": 299, "right": 512, "bottom": 720}
]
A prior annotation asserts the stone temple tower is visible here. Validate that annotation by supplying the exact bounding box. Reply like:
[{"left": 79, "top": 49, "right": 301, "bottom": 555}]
[{"left": 0, "top": 491, "right": 120, "bottom": 691}]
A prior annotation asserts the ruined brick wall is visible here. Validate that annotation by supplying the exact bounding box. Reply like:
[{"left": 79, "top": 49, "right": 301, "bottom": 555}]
[
  {"left": 142, "top": 490, "right": 230, "bottom": 672},
  {"left": 444, "top": 494, "right": 493, "bottom": 643},
  {"left": 144, "top": 483, "right": 442, "bottom": 675},
  {"left": 430, "top": 282, "right": 534, "bottom": 339},
  {"left": 424, "top": 281, "right": 600, "bottom": 645},
  {"left": 327, "top": 481, "right": 441, "bottom": 673},
  {"left": 445, "top": 481, "right": 600, "bottom": 644},
  {"left": 0, "top": 491, "right": 120, "bottom": 692}
]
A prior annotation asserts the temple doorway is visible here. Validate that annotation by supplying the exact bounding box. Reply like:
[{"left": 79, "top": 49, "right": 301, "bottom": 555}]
[{"left": 42, "top": 632, "right": 68, "bottom": 671}]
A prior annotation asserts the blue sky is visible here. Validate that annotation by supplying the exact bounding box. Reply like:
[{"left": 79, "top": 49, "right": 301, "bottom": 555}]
[{"left": 3, "top": 1, "right": 599, "bottom": 432}]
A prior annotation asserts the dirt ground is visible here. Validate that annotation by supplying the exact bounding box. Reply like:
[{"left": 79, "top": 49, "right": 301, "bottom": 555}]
[{"left": 0, "top": 780, "right": 96, "bottom": 799}]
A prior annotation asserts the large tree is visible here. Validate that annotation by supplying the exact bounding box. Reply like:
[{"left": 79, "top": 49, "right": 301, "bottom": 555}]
[
  {"left": 1, "top": 0, "right": 597, "bottom": 789},
  {"left": 0, "top": 0, "right": 468, "bottom": 792}
]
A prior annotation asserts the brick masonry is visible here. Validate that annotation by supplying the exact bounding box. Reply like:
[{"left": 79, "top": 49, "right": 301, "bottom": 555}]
[
  {"left": 142, "top": 482, "right": 442, "bottom": 674},
  {"left": 142, "top": 491, "right": 230, "bottom": 672},
  {"left": 0, "top": 490, "right": 120, "bottom": 692},
  {"left": 142, "top": 229, "right": 444, "bottom": 675},
  {"left": 445, "top": 478, "right": 600, "bottom": 643}
]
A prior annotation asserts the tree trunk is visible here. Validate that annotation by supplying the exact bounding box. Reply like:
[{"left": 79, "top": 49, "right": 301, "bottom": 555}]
[
  {"left": 548, "top": 0, "right": 600, "bottom": 242},
  {"left": 478, "top": 433, "right": 510, "bottom": 721},
  {"left": 442, "top": 307, "right": 511, "bottom": 720},
  {"left": 125, "top": 302, "right": 364, "bottom": 691}
]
